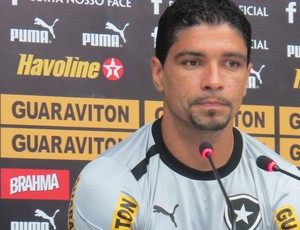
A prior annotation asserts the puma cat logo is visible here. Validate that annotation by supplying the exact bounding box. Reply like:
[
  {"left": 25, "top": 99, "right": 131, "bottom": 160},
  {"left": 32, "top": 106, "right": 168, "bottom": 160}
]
[
  {"left": 35, "top": 209, "right": 60, "bottom": 229},
  {"left": 105, "top": 22, "right": 129, "bottom": 43},
  {"left": 34, "top": 17, "right": 59, "bottom": 39},
  {"left": 153, "top": 204, "right": 179, "bottom": 227},
  {"left": 250, "top": 65, "right": 265, "bottom": 84}
]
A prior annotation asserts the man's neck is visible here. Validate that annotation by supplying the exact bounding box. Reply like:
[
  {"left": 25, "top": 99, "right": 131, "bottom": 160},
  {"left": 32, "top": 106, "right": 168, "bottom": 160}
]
[{"left": 161, "top": 118, "right": 234, "bottom": 171}]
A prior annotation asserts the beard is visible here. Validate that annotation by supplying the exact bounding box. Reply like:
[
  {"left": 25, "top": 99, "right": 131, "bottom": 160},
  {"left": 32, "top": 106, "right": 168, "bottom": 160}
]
[{"left": 189, "top": 109, "right": 232, "bottom": 131}]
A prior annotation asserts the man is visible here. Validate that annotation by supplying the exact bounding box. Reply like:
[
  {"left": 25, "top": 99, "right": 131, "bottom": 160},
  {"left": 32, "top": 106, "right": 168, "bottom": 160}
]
[{"left": 69, "top": 0, "right": 300, "bottom": 229}]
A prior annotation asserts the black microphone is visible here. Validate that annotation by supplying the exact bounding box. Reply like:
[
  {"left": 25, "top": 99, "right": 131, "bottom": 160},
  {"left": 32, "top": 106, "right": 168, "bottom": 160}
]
[
  {"left": 256, "top": 155, "right": 300, "bottom": 181},
  {"left": 199, "top": 142, "right": 236, "bottom": 230}
]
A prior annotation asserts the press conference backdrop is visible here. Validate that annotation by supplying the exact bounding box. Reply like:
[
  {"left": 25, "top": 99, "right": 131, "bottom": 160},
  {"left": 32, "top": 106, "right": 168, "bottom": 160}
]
[{"left": 0, "top": 0, "right": 299, "bottom": 229}]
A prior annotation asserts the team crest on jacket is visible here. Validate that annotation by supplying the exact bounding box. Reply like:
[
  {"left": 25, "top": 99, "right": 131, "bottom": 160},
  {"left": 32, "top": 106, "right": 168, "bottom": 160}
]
[{"left": 224, "top": 194, "right": 261, "bottom": 230}]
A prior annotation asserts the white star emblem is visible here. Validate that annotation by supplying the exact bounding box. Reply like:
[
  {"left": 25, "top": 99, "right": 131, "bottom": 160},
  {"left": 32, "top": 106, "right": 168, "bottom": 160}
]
[
  {"left": 103, "top": 58, "right": 123, "bottom": 79},
  {"left": 234, "top": 204, "right": 254, "bottom": 224}
]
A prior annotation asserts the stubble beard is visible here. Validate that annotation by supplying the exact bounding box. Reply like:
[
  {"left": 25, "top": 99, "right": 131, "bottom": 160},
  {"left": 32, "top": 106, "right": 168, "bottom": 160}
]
[{"left": 189, "top": 109, "right": 232, "bottom": 131}]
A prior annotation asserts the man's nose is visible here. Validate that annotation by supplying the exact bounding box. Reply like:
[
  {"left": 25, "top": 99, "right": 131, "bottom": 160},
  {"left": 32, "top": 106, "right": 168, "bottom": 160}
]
[{"left": 200, "top": 64, "right": 225, "bottom": 91}]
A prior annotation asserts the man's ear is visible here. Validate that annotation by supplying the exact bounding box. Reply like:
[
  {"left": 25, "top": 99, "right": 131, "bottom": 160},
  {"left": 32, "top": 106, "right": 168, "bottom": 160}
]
[{"left": 151, "top": 56, "right": 164, "bottom": 92}]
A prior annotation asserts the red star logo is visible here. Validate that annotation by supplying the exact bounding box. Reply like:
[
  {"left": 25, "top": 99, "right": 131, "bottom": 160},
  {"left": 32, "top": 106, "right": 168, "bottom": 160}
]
[{"left": 102, "top": 58, "right": 124, "bottom": 81}]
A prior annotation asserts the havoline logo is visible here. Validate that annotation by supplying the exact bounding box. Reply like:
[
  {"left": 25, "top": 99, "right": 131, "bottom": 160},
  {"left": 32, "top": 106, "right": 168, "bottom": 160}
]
[
  {"left": 293, "top": 69, "right": 300, "bottom": 89},
  {"left": 17, "top": 54, "right": 101, "bottom": 79}
]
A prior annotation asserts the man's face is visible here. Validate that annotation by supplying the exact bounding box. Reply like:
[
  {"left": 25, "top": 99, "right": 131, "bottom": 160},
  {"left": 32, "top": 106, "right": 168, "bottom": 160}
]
[{"left": 151, "top": 24, "right": 252, "bottom": 131}]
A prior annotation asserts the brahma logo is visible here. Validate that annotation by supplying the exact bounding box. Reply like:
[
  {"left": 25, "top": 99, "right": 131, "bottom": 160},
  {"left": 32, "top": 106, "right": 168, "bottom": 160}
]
[
  {"left": 275, "top": 206, "right": 300, "bottom": 229},
  {"left": 1, "top": 168, "right": 69, "bottom": 200},
  {"left": 111, "top": 194, "right": 139, "bottom": 229}
]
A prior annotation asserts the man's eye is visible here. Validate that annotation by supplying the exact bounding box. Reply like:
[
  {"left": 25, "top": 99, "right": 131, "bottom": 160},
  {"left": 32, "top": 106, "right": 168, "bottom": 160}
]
[
  {"left": 185, "top": 60, "right": 199, "bottom": 66},
  {"left": 226, "top": 61, "right": 240, "bottom": 68}
]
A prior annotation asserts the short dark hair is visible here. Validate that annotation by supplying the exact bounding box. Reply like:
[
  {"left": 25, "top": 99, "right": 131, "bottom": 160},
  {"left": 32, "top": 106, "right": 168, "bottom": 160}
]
[{"left": 155, "top": 0, "right": 252, "bottom": 65}]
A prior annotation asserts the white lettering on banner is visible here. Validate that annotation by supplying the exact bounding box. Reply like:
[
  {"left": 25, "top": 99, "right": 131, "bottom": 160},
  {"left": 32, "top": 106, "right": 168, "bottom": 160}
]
[
  {"left": 251, "top": 39, "right": 269, "bottom": 50},
  {"left": 105, "top": 22, "right": 129, "bottom": 43},
  {"left": 10, "top": 29, "right": 49, "bottom": 43},
  {"left": 239, "top": 5, "right": 269, "bottom": 17},
  {"left": 107, "top": 0, "right": 131, "bottom": 7},
  {"left": 34, "top": 18, "right": 59, "bottom": 39},
  {"left": 83, "top": 33, "right": 120, "bottom": 47},
  {"left": 247, "top": 65, "right": 265, "bottom": 89},
  {"left": 10, "top": 174, "right": 60, "bottom": 194},
  {"left": 66, "top": 0, "right": 105, "bottom": 5},
  {"left": 35, "top": 209, "right": 60, "bottom": 230},
  {"left": 286, "top": 2, "right": 297, "bottom": 24},
  {"left": 11, "top": 222, "right": 49, "bottom": 230},
  {"left": 10, "top": 17, "right": 58, "bottom": 44},
  {"left": 151, "top": 0, "right": 162, "bottom": 15},
  {"left": 152, "top": 27, "right": 158, "bottom": 48},
  {"left": 30, "top": 0, "right": 132, "bottom": 7},
  {"left": 287, "top": 45, "right": 300, "bottom": 58},
  {"left": 10, "top": 209, "right": 59, "bottom": 230},
  {"left": 82, "top": 22, "right": 129, "bottom": 47}
]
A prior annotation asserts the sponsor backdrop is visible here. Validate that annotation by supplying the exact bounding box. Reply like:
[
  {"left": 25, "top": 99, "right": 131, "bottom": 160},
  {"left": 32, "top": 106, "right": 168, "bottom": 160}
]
[{"left": 0, "top": 0, "right": 299, "bottom": 229}]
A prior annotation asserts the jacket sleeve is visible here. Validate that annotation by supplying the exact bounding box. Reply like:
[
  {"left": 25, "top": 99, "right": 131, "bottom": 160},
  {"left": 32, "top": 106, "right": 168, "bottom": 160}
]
[
  {"left": 69, "top": 156, "right": 141, "bottom": 230},
  {"left": 272, "top": 165, "right": 300, "bottom": 230}
]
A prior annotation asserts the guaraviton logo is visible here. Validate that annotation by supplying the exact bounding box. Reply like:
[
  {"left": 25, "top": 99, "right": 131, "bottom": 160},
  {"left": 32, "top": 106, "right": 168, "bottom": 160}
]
[
  {"left": 275, "top": 206, "right": 300, "bottom": 229},
  {"left": 111, "top": 194, "right": 138, "bottom": 229}
]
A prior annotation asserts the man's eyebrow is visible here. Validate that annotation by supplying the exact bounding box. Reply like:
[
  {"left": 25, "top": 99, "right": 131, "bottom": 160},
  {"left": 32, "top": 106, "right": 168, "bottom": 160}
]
[
  {"left": 174, "top": 51, "right": 205, "bottom": 59},
  {"left": 222, "top": 52, "right": 247, "bottom": 61},
  {"left": 174, "top": 51, "right": 247, "bottom": 61}
]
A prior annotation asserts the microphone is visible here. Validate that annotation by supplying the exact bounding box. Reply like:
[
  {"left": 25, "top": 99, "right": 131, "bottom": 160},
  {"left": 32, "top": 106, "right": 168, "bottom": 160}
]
[
  {"left": 199, "top": 142, "right": 236, "bottom": 230},
  {"left": 256, "top": 155, "right": 300, "bottom": 181}
]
